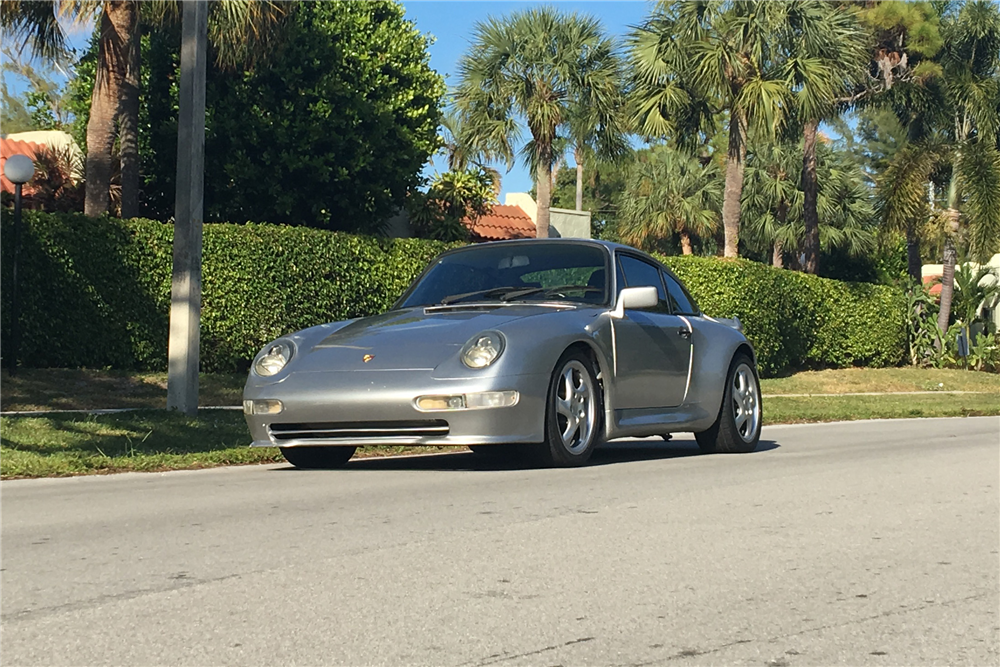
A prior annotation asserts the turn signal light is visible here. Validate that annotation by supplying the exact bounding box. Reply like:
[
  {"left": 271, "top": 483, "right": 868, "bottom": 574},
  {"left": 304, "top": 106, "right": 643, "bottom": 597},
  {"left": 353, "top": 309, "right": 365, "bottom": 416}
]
[{"left": 243, "top": 399, "right": 284, "bottom": 415}]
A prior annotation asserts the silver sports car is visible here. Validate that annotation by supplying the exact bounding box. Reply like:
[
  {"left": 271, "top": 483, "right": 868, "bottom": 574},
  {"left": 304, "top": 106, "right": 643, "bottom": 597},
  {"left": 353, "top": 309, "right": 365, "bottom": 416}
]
[{"left": 244, "top": 239, "right": 761, "bottom": 468}]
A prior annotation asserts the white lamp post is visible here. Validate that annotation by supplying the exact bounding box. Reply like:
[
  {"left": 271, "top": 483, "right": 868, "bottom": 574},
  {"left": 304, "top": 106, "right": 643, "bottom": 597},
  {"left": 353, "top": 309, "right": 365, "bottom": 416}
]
[{"left": 3, "top": 154, "right": 35, "bottom": 374}]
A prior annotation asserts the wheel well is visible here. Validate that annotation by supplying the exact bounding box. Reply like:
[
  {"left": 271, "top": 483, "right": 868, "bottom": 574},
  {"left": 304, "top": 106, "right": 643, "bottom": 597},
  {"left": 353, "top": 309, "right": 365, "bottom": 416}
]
[
  {"left": 734, "top": 342, "right": 756, "bottom": 369},
  {"left": 561, "top": 340, "right": 609, "bottom": 396}
]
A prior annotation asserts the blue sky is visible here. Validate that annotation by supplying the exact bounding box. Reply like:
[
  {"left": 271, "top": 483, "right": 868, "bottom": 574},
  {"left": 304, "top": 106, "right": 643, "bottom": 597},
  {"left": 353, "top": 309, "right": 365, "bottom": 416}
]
[{"left": 402, "top": 1, "right": 653, "bottom": 197}]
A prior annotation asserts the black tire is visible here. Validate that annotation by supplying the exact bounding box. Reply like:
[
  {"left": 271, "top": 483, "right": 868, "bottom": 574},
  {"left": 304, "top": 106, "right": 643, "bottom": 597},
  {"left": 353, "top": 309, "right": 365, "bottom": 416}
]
[
  {"left": 280, "top": 445, "right": 357, "bottom": 469},
  {"left": 695, "top": 353, "right": 761, "bottom": 454},
  {"left": 534, "top": 350, "right": 604, "bottom": 467}
]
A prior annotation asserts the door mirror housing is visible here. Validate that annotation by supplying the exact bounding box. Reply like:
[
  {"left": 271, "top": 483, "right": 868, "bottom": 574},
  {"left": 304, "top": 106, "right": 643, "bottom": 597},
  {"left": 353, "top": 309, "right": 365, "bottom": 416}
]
[{"left": 611, "top": 286, "right": 659, "bottom": 318}]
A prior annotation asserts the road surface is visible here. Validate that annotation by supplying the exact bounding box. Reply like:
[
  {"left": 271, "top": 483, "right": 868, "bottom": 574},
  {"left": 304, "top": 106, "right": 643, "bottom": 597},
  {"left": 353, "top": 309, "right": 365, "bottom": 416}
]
[{"left": 2, "top": 417, "right": 998, "bottom": 666}]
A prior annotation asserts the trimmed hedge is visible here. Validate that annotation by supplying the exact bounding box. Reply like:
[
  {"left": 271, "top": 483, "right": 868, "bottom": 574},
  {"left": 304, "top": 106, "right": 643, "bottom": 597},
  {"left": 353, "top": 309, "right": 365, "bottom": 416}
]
[
  {"left": 659, "top": 255, "right": 906, "bottom": 375},
  {"left": 0, "top": 212, "right": 905, "bottom": 375},
  {"left": 0, "top": 212, "right": 450, "bottom": 372}
]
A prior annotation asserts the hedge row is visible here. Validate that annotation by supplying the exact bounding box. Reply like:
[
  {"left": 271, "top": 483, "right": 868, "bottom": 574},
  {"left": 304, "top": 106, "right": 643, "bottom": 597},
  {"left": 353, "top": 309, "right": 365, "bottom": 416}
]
[
  {"left": 659, "top": 255, "right": 907, "bottom": 375},
  {"left": 0, "top": 212, "right": 906, "bottom": 375},
  {"left": 0, "top": 212, "right": 450, "bottom": 372}
]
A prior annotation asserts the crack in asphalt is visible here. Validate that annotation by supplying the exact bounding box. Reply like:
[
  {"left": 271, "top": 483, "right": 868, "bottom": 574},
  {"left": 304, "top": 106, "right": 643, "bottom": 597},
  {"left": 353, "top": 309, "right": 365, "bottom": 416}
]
[
  {"left": 1, "top": 573, "right": 243, "bottom": 623},
  {"left": 465, "top": 636, "right": 595, "bottom": 666},
  {"left": 613, "top": 593, "right": 990, "bottom": 666}
]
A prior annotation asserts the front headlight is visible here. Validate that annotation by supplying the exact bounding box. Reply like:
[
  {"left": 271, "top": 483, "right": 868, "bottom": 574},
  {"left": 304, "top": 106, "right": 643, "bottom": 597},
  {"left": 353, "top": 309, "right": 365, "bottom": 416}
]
[
  {"left": 254, "top": 341, "right": 294, "bottom": 376},
  {"left": 461, "top": 331, "right": 505, "bottom": 369}
]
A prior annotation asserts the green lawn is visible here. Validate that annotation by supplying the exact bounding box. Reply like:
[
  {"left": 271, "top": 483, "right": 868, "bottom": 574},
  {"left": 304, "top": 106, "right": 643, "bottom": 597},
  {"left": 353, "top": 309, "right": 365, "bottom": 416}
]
[{"left": 1, "top": 367, "right": 997, "bottom": 479}]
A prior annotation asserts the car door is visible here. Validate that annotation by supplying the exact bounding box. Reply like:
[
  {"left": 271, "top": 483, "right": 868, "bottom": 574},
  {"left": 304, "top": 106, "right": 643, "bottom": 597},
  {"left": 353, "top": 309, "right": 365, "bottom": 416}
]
[{"left": 612, "top": 253, "right": 692, "bottom": 409}]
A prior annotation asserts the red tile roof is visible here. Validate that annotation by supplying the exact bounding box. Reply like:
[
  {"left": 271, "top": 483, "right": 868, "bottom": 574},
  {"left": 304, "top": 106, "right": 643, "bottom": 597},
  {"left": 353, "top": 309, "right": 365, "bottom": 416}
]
[
  {"left": 922, "top": 273, "right": 943, "bottom": 296},
  {"left": 1, "top": 138, "right": 47, "bottom": 195},
  {"left": 464, "top": 204, "right": 536, "bottom": 241}
]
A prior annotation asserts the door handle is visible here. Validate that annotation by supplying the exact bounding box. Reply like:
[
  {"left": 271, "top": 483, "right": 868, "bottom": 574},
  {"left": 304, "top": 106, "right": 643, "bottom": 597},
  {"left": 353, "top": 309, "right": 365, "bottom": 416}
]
[{"left": 677, "top": 328, "right": 691, "bottom": 339}]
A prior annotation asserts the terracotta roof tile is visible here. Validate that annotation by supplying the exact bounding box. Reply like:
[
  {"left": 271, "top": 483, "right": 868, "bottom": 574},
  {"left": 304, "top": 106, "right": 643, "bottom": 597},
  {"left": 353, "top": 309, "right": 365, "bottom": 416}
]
[
  {"left": 464, "top": 204, "right": 536, "bottom": 241},
  {"left": 922, "top": 273, "right": 943, "bottom": 296}
]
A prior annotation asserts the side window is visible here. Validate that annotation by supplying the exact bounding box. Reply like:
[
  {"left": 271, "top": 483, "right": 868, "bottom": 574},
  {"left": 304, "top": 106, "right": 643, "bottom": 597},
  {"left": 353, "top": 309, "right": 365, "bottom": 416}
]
[
  {"left": 663, "top": 272, "right": 698, "bottom": 315},
  {"left": 618, "top": 254, "right": 669, "bottom": 312}
]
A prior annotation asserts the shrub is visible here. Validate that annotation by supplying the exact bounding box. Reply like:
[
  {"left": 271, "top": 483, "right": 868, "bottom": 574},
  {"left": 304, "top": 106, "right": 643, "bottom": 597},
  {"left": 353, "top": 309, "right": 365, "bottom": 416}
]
[
  {"left": 0, "top": 212, "right": 449, "bottom": 372},
  {"left": 659, "top": 255, "right": 906, "bottom": 375},
  {"left": 0, "top": 212, "right": 905, "bottom": 374}
]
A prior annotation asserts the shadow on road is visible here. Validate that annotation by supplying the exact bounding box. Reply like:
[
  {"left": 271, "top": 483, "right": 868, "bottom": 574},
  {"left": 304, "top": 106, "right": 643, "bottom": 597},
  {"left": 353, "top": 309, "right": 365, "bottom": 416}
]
[{"left": 272, "top": 438, "right": 780, "bottom": 473}]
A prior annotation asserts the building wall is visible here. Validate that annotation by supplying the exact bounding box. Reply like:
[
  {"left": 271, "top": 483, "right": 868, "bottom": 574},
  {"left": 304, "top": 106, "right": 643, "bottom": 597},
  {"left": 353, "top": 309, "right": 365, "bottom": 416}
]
[
  {"left": 549, "top": 207, "right": 591, "bottom": 239},
  {"left": 502, "top": 194, "right": 591, "bottom": 239}
]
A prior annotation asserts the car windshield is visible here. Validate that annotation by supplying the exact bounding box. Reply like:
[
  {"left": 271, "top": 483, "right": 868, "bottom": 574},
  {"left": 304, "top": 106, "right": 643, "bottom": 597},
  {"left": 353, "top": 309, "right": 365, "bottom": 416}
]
[{"left": 396, "top": 242, "right": 610, "bottom": 308}]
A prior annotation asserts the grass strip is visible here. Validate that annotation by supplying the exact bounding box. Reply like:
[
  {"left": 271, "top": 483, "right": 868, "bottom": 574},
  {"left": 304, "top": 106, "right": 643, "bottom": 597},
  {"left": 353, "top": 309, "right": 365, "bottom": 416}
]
[{"left": 3, "top": 392, "right": 998, "bottom": 479}]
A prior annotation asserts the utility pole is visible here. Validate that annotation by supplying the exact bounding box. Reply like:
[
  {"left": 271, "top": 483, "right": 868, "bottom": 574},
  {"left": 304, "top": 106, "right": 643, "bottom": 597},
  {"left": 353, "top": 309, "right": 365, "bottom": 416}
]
[{"left": 167, "top": 0, "right": 208, "bottom": 415}]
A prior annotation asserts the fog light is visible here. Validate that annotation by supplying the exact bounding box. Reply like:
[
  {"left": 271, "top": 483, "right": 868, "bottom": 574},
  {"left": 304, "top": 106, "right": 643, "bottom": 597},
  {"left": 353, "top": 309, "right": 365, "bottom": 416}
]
[
  {"left": 465, "top": 391, "right": 519, "bottom": 408},
  {"left": 414, "top": 391, "right": 518, "bottom": 411},
  {"left": 243, "top": 399, "right": 283, "bottom": 415},
  {"left": 416, "top": 395, "right": 466, "bottom": 411}
]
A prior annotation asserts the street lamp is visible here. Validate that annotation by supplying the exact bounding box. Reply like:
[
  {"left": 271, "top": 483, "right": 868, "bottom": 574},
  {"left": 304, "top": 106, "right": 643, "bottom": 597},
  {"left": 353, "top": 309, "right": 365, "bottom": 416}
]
[{"left": 4, "top": 154, "right": 35, "bottom": 375}]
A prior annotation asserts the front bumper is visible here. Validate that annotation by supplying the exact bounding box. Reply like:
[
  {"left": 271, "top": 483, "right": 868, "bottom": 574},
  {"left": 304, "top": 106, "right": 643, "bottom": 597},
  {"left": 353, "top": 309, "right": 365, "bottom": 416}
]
[{"left": 244, "top": 370, "right": 550, "bottom": 447}]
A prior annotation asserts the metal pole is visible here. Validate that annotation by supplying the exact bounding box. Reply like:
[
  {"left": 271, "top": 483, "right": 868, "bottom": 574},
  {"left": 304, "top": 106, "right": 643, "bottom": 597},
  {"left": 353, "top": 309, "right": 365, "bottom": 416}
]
[
  {"left": 7, "top": 182, "right": 23, "bottom": 375},
  {"left": 166, "top": 0, "right": 208, "bottom": 415}
]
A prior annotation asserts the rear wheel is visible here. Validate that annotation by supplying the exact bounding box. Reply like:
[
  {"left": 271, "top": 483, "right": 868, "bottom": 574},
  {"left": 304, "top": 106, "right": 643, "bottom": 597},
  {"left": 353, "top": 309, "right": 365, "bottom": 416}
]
[
  {"left": 536, "top": 350, "right": 603, "bottom": 467},
  {"left": 280, "top": 446, "right": 357, "bottom": 469},
  {"left": 695, "top": 353, "right": 761, "bottom": 454}
]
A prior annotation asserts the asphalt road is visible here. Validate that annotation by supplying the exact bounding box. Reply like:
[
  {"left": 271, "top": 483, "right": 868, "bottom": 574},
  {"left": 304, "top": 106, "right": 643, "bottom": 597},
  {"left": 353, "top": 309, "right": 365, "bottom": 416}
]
[{"left": 2, "top": 417, "right": 998, "bottom": 667}]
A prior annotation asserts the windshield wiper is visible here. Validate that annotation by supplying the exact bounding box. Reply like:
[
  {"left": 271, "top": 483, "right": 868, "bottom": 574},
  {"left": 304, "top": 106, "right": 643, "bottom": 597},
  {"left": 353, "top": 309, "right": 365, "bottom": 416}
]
[
  {"left": 439, "top": 287, "right": 522, "bottom": 305},
  {"left": 499, "top": 285, "right": 603, "bottom": 302}
]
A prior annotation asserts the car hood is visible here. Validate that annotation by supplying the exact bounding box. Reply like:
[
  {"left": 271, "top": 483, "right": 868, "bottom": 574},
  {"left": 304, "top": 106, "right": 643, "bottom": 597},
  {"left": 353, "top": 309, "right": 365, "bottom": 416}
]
[{"left": 297, "top": 304, "right": 574, "bottom": 371}]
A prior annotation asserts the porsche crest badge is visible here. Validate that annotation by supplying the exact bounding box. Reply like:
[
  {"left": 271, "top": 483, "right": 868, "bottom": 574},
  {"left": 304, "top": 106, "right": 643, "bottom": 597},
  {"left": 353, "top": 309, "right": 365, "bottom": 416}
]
[{"left": 362, "top": 354, "right": 374, "bottom": 363}]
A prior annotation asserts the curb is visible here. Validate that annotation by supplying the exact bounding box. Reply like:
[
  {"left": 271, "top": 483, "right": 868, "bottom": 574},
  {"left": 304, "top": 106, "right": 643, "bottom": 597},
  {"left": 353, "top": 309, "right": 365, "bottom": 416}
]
[{"left": 1, "top": 391, "right": 993, "bottom": 417}]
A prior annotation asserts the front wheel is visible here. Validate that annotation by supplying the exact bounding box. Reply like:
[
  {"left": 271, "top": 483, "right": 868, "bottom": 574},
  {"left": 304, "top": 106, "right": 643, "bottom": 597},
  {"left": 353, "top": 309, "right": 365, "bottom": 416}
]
[
  {"left": 695, "top": 353, "right": 761, "bottom": 454},
  {"left": 537, "top": 350, "right": 603, "bottom": 467},
  {"left": 280, "top": 445, "right": 357, "bottom": 469}
]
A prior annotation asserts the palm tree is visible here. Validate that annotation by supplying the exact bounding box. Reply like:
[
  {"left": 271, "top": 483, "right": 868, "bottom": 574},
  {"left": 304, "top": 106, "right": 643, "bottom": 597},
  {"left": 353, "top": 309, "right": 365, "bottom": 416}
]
[
  {"left": 744, "top": 140, "right": 875, "bottom": 268},
  {"left": 629, "top": 1, "right": 791, "bottom": 258},
  {"left": 453, "top": 7, "right": 624, "bottom": 239},
  {"left": 933, "top": 2, "right": 1000, "bottom": 334},
  {"left": 2, "top": 0, "right": 285, "bottom": 218},
  {"left": 781, "top": 1, "right": 868, "bottom": 274},
  {"left": 617, "top": 146, "right": 721, "bottom": 254},
  {"left": 565, "top": 98, "right": 630, "bottom": 212},
  {"left": 742, "top": 142, "right": 802, "bottom": 267}
]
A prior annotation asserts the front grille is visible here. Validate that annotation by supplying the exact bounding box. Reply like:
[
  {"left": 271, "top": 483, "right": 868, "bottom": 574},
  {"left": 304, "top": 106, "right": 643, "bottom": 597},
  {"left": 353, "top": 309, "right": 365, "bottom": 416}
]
[{"left": 268, "top": 419, "right": 449, "bottom": 442}]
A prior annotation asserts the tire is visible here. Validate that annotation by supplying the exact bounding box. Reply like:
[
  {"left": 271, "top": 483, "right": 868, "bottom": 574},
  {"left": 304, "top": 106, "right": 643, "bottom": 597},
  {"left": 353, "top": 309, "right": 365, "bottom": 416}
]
[
  {"left": 280, "top": 445, "right": 357, "bottom": 469},
  {"left": 535, "top": 350, "right": 604, "bottom": 467},
  {"left": 695, "top": 353, "right": 761, "bottom": 454}
]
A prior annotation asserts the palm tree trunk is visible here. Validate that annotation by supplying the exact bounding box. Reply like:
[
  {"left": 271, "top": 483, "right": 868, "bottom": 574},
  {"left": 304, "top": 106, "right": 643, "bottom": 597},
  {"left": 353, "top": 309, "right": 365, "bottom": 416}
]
[
  {"left": 721, "top": 112, "right": 746, "bottom": 258},
  {"left": 773, "top": 198, "right": 788, "bottom": 268},
  {"left": 936, "top": 207, "right": 960, "bottom": 334},
  {"left": 772, "top": 240, "right": 784, "bottom": 268},
  {"left": 118, "top": 1, "right": 141, "bottom": 219},
  {"left": 84, "top": 2, "right": 131, "bottom": 217},
  {"left": 906, "top": 223, "right": 921, "bottom": 284},
  {"left": 801, "top": 118, "right": 820, "bottom": 274},
  {"left": 680, "top": 230, "right": 693, "bottom": 255},
  {"left": 575, "top": 147, "right": 583, "bottom": 211},
  {"left": 535, "top": 142, "right": 553, "bottom": 238}
]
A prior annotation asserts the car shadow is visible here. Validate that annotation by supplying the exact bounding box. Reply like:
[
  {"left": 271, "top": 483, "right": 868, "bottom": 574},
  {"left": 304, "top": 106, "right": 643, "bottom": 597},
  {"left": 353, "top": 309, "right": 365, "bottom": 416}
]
[{"left": 272, "top": 437, "right": 780, "bottom": 472}]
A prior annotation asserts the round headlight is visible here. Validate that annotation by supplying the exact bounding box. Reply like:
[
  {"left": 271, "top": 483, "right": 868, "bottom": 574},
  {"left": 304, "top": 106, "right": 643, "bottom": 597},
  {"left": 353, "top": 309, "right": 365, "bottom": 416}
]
[
  {"left": 461, "top": 331, "right": 505, "bottom": 369},
  {"left": 254, "top": 341, "right": 293, "bottom": 376}
]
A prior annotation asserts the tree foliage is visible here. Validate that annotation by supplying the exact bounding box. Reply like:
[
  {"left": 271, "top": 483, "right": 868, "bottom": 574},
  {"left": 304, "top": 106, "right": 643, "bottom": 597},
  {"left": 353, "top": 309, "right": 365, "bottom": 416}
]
[
  {"left": 453, "top": 7, "right": 625, "bottom": 238},
  {"left": 617, "top": 146, "right": 721, "bottom": 254},
  {"left": 407, "top": 169, "right": 498, "bottom": 242},
  {"left": 68, "top": 1, "right": 445, "bottom": 231}
]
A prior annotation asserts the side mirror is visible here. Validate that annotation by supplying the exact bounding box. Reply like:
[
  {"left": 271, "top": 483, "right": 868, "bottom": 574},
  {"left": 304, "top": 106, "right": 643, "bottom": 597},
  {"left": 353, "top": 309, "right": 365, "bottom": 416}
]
[{"left": 611, "top": 286, "right": 659, "bottom": 318}]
